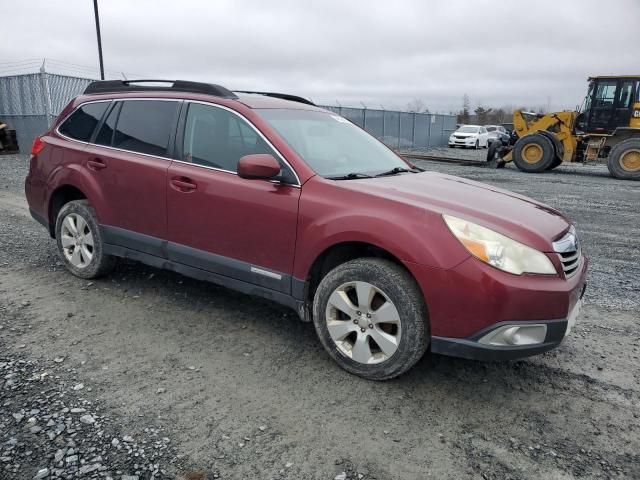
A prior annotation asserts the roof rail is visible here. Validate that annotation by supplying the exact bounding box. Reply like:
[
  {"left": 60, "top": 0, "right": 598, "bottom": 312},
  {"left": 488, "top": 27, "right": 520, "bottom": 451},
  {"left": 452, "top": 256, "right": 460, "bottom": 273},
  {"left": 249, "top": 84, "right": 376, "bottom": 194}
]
[
  {"left": 83, "top": 80, "right": 238, "bottom": 98},
  {"left": 234, "top": 90, "right": 315, "bottom": 106}
]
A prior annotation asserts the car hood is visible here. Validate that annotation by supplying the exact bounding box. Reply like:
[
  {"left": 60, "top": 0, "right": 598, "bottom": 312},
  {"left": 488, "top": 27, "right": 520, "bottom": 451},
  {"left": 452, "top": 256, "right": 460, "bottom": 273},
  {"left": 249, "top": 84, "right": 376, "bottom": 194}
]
[
  {"left": 453, "top": 133, "right": 477, "bottom": 137},
  {"left": 335, "top": 172, "right": 569, "bottom": 252}
]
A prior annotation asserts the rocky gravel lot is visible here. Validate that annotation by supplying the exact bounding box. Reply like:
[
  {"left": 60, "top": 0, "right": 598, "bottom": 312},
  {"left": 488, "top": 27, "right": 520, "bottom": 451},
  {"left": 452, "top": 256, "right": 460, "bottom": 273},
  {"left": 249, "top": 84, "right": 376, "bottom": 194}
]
[{"left": 1, "top": 153, "right": 639, "bottom": 480}]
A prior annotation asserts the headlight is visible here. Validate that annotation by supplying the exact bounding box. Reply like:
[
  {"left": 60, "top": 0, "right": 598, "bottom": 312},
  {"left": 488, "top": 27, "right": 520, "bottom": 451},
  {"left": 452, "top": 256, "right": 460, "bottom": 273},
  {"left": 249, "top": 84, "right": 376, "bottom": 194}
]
[{"left": 443, "top": 215, "right": 556, "bottom": 275}]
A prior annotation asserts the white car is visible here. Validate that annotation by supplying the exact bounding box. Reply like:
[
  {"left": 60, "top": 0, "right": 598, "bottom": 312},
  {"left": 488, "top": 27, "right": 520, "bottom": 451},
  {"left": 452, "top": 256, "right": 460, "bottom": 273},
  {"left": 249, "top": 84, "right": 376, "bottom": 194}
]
[{"left": 448, "top": 125, "right": 489, "bottom": 149}]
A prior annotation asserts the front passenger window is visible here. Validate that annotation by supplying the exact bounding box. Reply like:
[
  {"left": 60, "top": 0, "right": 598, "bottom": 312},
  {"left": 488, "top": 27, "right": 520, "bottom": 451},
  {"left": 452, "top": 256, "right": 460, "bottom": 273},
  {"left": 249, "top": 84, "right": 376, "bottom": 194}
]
[{"left": 183, "top": 103, "right": 277, "bottom": 172}]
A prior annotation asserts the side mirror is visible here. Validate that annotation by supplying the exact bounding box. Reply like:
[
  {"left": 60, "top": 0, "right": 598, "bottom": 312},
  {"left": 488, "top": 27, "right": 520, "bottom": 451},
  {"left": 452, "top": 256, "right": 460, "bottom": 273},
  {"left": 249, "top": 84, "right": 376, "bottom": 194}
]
[{"left": 237, "top": 154, "right": 281, "bottom": 180}]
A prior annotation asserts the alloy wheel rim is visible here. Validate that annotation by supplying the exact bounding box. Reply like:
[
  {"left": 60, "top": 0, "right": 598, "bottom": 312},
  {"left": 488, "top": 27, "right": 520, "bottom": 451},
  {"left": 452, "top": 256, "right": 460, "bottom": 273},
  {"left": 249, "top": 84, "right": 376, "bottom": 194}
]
[
  {"left": 620, "top": 149, "right": 640, "bottom": 172},
  {"left": 522, "top": 143, "right": 543, "bottom": 164},
  {"left": 60, "top": 213, "right": 94, "bottom": 268},
  {"left": 325, "top": 281, "right": 401, "bottom": 365}
]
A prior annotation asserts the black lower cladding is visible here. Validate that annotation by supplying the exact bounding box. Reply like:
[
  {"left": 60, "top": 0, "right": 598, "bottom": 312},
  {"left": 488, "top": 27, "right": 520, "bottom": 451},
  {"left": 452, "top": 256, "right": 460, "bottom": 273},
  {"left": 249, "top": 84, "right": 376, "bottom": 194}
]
[
  {"left": 29, "top": 208, "right": 49, "bottom": 229},
  {"left": 430, "top": 318, "right": 569, "bottom": 361},
  {"left": 100, "top": 224, "right": 307, "bottom": 312}
]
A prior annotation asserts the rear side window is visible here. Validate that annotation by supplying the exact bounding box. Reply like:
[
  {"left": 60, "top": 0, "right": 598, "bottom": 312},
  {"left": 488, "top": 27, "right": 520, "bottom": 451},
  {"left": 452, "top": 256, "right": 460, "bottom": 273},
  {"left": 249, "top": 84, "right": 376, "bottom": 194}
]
[
  {"left": 58, "top": 102, "right": 109, "bottom": 142},
  {"left": 110, "top": 100, "right": 179, "bottom": 157}
]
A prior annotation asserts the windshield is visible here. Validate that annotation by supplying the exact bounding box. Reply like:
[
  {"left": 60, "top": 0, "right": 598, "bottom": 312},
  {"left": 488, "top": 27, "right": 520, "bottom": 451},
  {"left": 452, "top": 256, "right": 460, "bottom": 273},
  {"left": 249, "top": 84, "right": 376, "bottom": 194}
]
[
  {"left": 457, "top": 126, "right": 479, "bottom": 133},
  {"left": 485, "top": 126, "right": 497, "bottom": 132},
  {"left": 255, "top": 109, "right": 408, "bottom": 177}
]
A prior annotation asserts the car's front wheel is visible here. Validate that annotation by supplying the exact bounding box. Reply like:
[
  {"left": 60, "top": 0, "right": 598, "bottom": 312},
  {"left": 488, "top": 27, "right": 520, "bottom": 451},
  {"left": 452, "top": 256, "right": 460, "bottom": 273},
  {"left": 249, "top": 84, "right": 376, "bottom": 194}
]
[
  {"left": 312, "top": 258, "right": 429, "bottom": 380},
  {"left": 55, "top": 200, "right": 116, "bottom": 279}
]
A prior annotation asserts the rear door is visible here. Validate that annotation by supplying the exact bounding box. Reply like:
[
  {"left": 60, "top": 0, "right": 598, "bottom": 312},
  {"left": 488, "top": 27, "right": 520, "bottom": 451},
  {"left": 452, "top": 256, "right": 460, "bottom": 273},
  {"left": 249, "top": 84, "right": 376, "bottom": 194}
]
[
  {"left": 166, "top": 102, "right": 301, "bottom": 293},
  {"left": 84, "top": 99, "right": 180, "bottom": 256}
]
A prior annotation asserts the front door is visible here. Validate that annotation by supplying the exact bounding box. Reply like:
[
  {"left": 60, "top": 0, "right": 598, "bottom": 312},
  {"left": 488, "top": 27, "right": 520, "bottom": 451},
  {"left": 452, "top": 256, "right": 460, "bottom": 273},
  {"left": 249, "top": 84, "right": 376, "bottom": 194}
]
[
  {"left": 166, "top": 102, "right": 300, "bottom": 294},
  {"left": 586, "top": 79, "right": 618, "bottom": 133},
  {"left": 86, "top": 99, "right": 180, "bottom": 255}
]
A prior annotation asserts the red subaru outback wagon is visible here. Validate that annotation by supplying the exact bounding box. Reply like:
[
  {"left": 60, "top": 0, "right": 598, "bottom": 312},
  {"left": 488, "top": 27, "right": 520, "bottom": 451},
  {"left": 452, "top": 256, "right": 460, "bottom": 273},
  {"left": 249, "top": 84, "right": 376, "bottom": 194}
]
[{"left": 25, "top": 80, "right": 587, "bottom": 380}]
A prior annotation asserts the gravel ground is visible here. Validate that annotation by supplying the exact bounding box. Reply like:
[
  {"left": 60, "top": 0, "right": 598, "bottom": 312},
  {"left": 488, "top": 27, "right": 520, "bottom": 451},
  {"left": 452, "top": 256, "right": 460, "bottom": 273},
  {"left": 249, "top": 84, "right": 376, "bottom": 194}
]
[{"left": 1, "top": 153, "right": 639, "bottom": 480}]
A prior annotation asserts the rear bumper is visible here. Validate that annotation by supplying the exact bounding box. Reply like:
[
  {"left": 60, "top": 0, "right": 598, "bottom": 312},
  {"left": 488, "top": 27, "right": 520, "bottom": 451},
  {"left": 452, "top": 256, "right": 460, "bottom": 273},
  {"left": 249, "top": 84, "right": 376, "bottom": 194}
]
[{"left": 431, "top": 282, "right": 587, "bottom": 361}]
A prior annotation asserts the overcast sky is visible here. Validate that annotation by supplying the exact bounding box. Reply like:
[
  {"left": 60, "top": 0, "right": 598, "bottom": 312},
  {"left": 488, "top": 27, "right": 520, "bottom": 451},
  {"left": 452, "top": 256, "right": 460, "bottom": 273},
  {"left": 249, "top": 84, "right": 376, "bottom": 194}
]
[{"left": 2, "top": 0, "right": 637, "bottom": 113}]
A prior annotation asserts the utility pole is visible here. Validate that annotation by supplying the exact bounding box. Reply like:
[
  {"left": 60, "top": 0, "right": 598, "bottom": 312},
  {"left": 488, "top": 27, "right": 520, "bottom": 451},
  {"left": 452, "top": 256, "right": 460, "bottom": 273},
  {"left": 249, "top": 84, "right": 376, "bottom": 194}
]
[{"left": 93, "top": 0, "right": 105, "bottom": 80}]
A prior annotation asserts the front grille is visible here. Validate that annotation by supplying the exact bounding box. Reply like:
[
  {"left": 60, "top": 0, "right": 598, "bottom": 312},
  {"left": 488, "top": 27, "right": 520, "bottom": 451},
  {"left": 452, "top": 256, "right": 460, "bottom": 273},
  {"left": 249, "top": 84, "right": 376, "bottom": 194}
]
[
  {"left": 558, "top": 249, "right": 581, "bottom": 277},
  {"left": 552, "top": 227, "right": 582, "bottom": 278}
]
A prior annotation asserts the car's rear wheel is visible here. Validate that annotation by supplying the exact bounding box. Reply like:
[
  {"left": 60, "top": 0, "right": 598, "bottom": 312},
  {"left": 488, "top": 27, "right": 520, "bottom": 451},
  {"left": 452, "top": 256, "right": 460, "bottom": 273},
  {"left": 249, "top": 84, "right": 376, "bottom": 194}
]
[
  {"left": 55, "top": 200, "right": 116, "bottom": 279},
  {"left": 312, "top": 258, "right": 429, "bottom": 380}
]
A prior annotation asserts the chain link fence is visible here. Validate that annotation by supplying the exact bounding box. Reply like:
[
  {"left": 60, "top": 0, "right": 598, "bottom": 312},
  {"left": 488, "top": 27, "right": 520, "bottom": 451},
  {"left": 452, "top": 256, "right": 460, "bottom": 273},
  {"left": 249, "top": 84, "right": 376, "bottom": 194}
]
[{"left": 1, "top": 71, "right": 456, "bottom": 154}]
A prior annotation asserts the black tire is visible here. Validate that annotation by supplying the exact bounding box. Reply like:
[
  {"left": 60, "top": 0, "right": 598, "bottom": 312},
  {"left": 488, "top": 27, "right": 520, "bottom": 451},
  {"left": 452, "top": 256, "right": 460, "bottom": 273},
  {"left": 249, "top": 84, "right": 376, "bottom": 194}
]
[
  {"left": 55, "top": 200, "right": 116, "bottom": 279},
  {"left": 547, "top": 157, "right": 563, "bottom": 170},
  {"left": 312, "top": 258, "right": 429, "bottom": 380},
  {"left": 607, "top": 138, "right": 640, "bottom": 180},
  {"left": 474, "top": 140, "right": 479, "bottom": 150},
  {"left": 512, "top": 134, "right": 555, "bottom": 172},
  {"left": 487, "top": 141, "right": 499, "bottom": 162},
  {"left": 486, "top": 143, "right": 509, "bottom": 168}
]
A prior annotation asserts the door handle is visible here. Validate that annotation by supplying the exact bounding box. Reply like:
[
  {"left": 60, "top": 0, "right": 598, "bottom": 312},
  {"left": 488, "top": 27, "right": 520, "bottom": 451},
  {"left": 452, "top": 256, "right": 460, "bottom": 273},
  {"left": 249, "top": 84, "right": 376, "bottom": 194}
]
[
  {"left": 170, "top": 176, "right": 197, "bottom": 192},
  {"left": 87, "top": 158, "right": 106, "bottom": 171}
]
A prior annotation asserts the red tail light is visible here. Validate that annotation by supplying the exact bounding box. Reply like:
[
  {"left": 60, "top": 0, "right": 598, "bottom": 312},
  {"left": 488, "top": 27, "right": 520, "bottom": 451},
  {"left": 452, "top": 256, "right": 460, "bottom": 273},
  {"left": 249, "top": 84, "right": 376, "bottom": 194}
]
[{"left": 31, "top": 137, "right": 45, "bottom": 156}]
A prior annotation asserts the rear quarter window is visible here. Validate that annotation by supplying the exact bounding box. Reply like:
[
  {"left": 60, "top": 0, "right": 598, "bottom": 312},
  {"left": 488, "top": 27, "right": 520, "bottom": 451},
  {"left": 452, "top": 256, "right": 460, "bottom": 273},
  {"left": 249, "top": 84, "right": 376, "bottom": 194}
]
[{"left": 58, "top": 102, "right": 109, "bottom": 142}]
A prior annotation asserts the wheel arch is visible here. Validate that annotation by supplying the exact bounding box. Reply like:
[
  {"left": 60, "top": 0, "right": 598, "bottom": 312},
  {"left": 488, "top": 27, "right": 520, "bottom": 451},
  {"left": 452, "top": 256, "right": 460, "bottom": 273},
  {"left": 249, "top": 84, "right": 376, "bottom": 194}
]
[
  {"left": 297, "top": 240, "right": 415, "bottom": 322},
  {"left": 47, "top": 184, "right": 87, "bottom": 237},
  {"left": 45, "top": 164, "right": 107, "bottom": 237}
]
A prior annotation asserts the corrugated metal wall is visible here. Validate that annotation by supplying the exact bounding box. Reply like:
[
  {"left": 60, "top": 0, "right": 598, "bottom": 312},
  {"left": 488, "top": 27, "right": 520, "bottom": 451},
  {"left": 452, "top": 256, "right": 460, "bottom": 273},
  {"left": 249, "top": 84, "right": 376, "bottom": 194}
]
[{"left": 0, "top": 72, "right": 92, "bottom": 153}]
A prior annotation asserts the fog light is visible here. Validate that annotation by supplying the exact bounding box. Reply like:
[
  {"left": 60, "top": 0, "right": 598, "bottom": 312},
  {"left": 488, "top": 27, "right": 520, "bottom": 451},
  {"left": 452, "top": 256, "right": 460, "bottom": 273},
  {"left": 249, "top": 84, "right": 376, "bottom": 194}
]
[{"left": 478, "top": 324, "right": 547, "bottom": 346}]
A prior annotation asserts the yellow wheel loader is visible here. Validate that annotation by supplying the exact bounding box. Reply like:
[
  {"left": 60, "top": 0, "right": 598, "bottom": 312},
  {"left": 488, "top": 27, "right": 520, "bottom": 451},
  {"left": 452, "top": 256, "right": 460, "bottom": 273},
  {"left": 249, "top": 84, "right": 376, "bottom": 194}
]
[{"left": 491, "top": 76, "right": 640, "bottom": 180}]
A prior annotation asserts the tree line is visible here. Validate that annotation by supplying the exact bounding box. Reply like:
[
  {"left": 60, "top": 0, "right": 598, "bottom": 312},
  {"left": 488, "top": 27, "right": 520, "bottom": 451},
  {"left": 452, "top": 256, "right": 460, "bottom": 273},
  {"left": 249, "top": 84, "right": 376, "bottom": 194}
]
[{"left": 405, "top": 93, "right": 549, "bottom": 126}]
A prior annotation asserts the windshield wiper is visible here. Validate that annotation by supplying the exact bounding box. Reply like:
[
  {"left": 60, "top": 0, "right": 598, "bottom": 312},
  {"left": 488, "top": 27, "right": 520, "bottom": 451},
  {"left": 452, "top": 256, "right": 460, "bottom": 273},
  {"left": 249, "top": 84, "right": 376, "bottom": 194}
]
[
  {"left": 326, "top": 172, "right": 375, "bottom": 180},
  {"left": 374, "top": 166, "right": 419, "bottom": 177}
]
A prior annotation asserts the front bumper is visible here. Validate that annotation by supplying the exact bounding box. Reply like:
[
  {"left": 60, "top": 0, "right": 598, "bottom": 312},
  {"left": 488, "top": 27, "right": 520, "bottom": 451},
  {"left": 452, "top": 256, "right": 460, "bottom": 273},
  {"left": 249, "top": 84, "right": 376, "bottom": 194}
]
[
  {"left": 431, "top": 282, "right": 587, "bottom": 361},
  {"left": 449, "top": 138, "right": 477, "bottom": 146}
]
